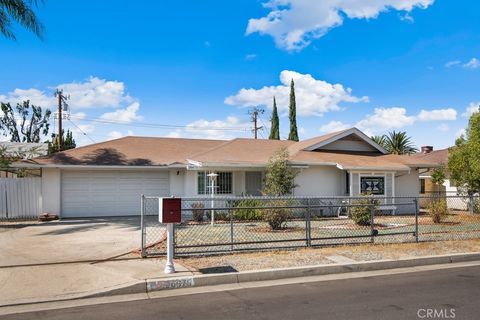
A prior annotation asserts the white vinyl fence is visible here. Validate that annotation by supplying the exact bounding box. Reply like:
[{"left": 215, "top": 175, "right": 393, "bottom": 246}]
[{"left": 0, "top": 178, "right": 42, "bottom": 219}]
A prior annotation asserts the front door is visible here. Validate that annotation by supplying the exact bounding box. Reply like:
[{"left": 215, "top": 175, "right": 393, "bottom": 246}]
[{"left": 245, "top": 172, "right": 263, "bottom": 196}]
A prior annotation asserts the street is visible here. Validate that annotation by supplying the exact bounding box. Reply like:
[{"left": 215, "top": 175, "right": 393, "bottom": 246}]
[{"left": 2, "top": 265, "right": 479, "bottom": 320}]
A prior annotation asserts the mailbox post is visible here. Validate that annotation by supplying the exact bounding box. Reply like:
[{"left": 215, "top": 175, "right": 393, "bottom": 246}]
[{"left": 159, "top": 197, "right": 181, "bottom": 274}]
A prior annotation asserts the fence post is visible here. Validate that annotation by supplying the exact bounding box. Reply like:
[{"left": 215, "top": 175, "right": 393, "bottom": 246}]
[
  {"left": 306, "top": 198, "right": 311, "bottom": 247},
  {"left": 370, "top": 201, "right": 375, "bottom": 244},
  {"left": 413, "top": 198, "right": 419, "bottom": 243},
  {"left": 469, "top": 193, "right": 475, "bottom": 214},
  {"left": 230, "top": 209, "right": 234, "bottom": 251},
  {"left": 140, "top": 194, "right": 146, "bottom": 258}
]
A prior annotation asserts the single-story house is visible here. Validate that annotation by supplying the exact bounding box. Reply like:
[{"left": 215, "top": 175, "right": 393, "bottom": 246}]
[{"left": 14, "top": 128, "right": 437, "bottom": 218}]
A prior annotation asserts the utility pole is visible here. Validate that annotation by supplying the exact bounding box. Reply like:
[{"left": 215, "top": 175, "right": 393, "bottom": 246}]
[
  {"left": 54, "top": 89, "right": 70, "bottom": 151},
  {"left": 249, "top": 107, "right": 264, "bottom": 139}
]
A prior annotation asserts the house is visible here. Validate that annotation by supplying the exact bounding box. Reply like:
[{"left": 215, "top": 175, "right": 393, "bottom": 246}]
[
  {"left": 412, "top": 146, "right": 467, "bottom": 210},
  {"left": 13, "top": 128, "right": 437, "bottom": 218}
]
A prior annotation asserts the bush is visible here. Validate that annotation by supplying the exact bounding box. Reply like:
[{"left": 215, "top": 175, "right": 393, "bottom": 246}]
[
  {"left": 428, "top": 198, "right": 449, "bottom": 223},
  {"left": 205, "top": 210, "right": 230, "bottom": 221},
  {"left": 262, "top": 200, "right": 291, "bottom": 230},
  {"left": 232, "top": 199, "right": 263, "bottom": 221},
  {"left": 350, "top": 197, "right": 377, "bottom": 226},
  {"left": 191, "top": 202, "right": 205, "bottom": 222}
]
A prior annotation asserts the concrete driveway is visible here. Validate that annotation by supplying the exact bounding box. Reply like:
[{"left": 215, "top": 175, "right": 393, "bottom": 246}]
[{"left": 0, "top": 218, "right": 141, "bottom": 267}]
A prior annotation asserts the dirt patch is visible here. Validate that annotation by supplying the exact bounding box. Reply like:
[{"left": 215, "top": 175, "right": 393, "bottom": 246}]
[{"left": 178, "top": 239, "right": 480, "bottom": 273}]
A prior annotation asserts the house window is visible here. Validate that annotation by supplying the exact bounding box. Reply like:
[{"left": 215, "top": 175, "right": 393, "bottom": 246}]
[
  {"left": 197, "top": 171, "right": 233, "bottom": 195},
  {"left": 420, "top": 179, "right": 426, "bottom": 194},
  {"left": 360, "top": 176, "right": 385, "bottom": 195}
]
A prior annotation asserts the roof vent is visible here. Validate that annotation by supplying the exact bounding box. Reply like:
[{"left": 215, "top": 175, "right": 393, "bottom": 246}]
[{"left": 421, "top": 146, "right": 433, "bottom": 154}]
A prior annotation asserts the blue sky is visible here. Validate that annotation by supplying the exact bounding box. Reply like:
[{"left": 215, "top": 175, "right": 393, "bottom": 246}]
[{"left": 0, "top": 0, "right": 479, "bottom": 149}]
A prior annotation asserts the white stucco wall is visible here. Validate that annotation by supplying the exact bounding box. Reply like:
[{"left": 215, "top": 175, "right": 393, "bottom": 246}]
[
  {"left": 169, "top": 169, "right": 185, "bottom": 197},
  {"left": 41, "top": 168, "right": 61, "bottom": 215},
  {"left": 395, "top": 169, "right": 420, "bottom": 197},
  {"left": 294, "top": 166, "right": 345, "bottom": 196}
]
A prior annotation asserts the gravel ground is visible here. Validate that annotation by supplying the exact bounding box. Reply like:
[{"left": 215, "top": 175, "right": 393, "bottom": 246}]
[{"left": 178, "top": 239, "right": 480, "bottom": 273}]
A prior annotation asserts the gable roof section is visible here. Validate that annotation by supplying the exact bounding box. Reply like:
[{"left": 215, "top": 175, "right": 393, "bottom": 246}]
[{"left": 289, "top": 128, "right": 387, "bottom": 154}]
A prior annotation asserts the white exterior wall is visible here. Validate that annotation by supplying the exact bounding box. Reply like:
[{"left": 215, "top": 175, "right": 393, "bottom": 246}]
[
  {"left": 395, "top": 169, "right": 420, "bottom": 197},
  {"left": 41, "top": 168, "right": 61, "bottom": 215},
  {"left": 169, "top": 169, "right": 185, "bottom": 197},
  {"left": 234, "top": 171, "right": 245, "bottom": 196},
  {"left": 294, "top": 166, "right": 345, "bottom": 196}
]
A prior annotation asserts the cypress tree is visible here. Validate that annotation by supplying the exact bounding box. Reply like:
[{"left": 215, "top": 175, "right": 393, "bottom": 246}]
[
  {"left": 269, "top": 96, "right": 280, "bottom": 140},
  {"left": 288, "top": 79, "right": 299, "bottom": 141}
]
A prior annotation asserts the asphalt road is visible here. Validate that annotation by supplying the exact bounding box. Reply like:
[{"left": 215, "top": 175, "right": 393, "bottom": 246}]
[{"left": 3, "top": 265, "right": 479, "bottom": 320}]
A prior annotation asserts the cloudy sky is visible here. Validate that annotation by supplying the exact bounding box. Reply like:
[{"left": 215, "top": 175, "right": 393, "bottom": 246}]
[{"left": 0, "top": 0, "right": 478, "bottom": 148}]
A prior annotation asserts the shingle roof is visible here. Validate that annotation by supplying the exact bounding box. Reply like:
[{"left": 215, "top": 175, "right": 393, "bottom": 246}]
[
  {"left": 14, "top": 131, "right": 444, "bottom": 170},
  {"left": 410, "top": 148, "right": 449, "bottom": 165}
]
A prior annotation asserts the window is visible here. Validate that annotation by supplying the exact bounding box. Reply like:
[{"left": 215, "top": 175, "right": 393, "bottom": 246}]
[
  {"left": 360, "top": 176, "right": 385, "bottom": 195},
  {"left": 420, "top": 178, "right": 426, "bottom": 194},
  {"left": 197, "top": 171, "right": 233, "bottom": 195}
]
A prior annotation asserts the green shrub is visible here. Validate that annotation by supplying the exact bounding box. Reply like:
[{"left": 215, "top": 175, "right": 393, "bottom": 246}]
[
  {"left": 473, "top": 198, "right": 480, "bottom": 214},
  {"left": 232, "top": 199, "right": 263, "bottom": 221},
  {"left": 350, "top": 197, "right": 378, "bottom": 226},
  {"left": 205, "top": 210, "right": 230, "bottom": 221},
  {"left": 262, "top": 200, "right": 291, "bottom": 230},
  {"left": 191, "top": 202, "right": 205, "bottom": 222},
  {"left": 428, "top": 198, "right": 449, "bottom": 223}
]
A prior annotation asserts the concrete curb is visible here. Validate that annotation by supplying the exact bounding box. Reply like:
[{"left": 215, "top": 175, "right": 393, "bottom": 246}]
[
  {"left": 143, "top": 252, "right": 480, "bottom": 293},
  {"left": 3, "top": 252, "right": 480, "bottom": 307}
]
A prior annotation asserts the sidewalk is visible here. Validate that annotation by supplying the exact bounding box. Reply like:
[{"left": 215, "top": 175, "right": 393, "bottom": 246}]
[
  {"left": 0, "top": 258, "right": 193, "bottom": 306},
  {"left": 2, "top": 239, "right": 480, "bottom": 308}
]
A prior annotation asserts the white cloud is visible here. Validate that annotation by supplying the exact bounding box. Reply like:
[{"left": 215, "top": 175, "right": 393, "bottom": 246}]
[
  {"left": 0, "top": 77, "right": 134, "bottom": 111},
  {"left": 100, "top": 102, "right": 142, "bottom": 123},
  {"left": 356, "top": 107, "right": 416, "bottom": 136},
  {"left": 417, "top": 108, "right": 457, "bottom": 121},
  {"left": 463, "top": 102, "right": 479, "bottom": 117},
  {"left": 437, "top": 123, "right": 449, "bottom": 132},
  {"left": 456, "top": 128, "right": 466, "bottom": 139},
  {"left": 167, "top": 116, "right": 250, "bottom": 140},
  {"left": 225, "top": 70, "right": 368, "bottom": 116},
  {"left": 107, "top": 130, "right": 134, "bottom": 141},
  {"left": 319, "top": 120, "right": 350, "bottom": 133},
  {"left": 445, "top": 60, "right": 461, "bottom": 68},
  {"left": 463, "top": 58, "right": 480, "bottom": 69},
  {"left": 246, "top": 0, "right": 434, "bottom": 51},
  {"left": 245, "top": 53, "right": 257, "bottom": 60}
]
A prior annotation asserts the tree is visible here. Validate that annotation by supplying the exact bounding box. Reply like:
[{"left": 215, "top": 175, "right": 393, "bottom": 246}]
[
  {"left": 448, "top": 106, "right": 480, "bottom": 194},
  {"left": 371, "top": 135, "right": 386, "bottom": 148},
  {"left": 287, "top": 79, "right": 299, "bottom": 141},
  {"left": 263, "top": 148, "right": 297, "bottom": 196},
  {"left": 269, "top": 96, "right": 280, "bottom": 140},
  {"left": 0, "top": 101, "right": 51, "bottom": 143},
  {"left": 374, "top": 131, "right": 418, "bottom": 154},
  {"left": 0, "top": 0, "right": 44, "bottom": 40},
  {"left": 48, "top": 129, "right": 76, "bottom": 154}
]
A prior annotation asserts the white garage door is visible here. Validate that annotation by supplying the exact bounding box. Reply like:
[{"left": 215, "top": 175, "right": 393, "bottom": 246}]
[{"left": 61, "top": 170, "right": 170, "bottom": 217}]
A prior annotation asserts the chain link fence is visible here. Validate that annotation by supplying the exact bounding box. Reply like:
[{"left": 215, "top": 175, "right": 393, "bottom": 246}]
[{"left": 140, "top": 194, "right": 480, "bottom": 257}]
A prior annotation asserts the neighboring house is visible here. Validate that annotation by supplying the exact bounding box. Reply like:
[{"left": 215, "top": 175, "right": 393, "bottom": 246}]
[
  {"left": 0, "top": 142, "right": 48, "bottom": 178},
  {"left": 14, "top": 128, "right": 436, "bottom": 218},
  {"left": 412, "top": 146, "right": 467, "bottom": 210}
]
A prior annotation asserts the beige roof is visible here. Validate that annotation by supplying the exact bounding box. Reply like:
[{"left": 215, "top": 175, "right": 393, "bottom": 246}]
[
  {"left": 17, "top": 137, "right": 226, "bottom": 166},
  {"left": 15, "top": 130, "right": 444, "bottom": 170},
  {"left": 410, "top": 148, "right": 449, "bottom": 165}
]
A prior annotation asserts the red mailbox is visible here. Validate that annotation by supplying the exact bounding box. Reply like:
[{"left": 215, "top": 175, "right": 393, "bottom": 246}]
[{"left": 159, "top": 198, "right": 182, "bottom": 223}]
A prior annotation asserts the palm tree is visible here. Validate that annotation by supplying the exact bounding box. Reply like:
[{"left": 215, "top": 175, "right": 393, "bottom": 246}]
[
  {"left": 371, "top": 135, "right": 387, "bottom": 148},
  {"left": 0, "top": 0, "right": 44, "bottom": 40},
  {"left": 383, "top": 130, "right": 418, "bottom": 155}
]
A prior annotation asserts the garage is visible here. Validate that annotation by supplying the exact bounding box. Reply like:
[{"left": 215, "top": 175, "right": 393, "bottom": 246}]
[{"left": 61, "top": 170, "right": 170, "bottom": 217}]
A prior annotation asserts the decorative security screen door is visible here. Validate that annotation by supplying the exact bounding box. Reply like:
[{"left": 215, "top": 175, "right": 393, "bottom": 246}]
[{"left": 245, "top": 172, "right": 263, "bottom": 196}]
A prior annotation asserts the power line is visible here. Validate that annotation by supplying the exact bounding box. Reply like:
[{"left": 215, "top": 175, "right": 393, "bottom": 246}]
[
  {"left": 66, "top": 116, "right": 251, "bottom": 132},
  {"left": 67, "top": 119, "right": 96, "bottom": 144}
]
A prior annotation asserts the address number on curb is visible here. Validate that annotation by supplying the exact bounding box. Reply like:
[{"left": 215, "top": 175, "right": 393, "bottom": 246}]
[{"left": 147, "top": 277, "right": 195, "bottom": 291}]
